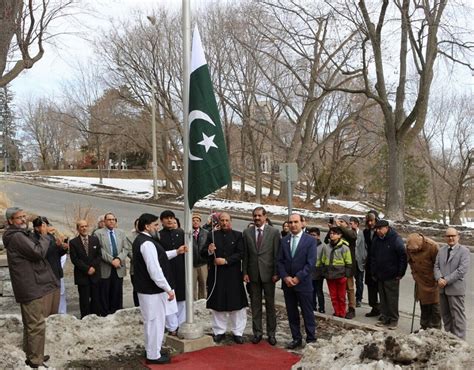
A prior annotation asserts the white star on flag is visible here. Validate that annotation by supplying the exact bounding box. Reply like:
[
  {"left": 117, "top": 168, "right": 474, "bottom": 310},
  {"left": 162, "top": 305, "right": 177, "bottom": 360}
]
[{"left": 197, "top": 133, "right": 218, "bottom": 153}]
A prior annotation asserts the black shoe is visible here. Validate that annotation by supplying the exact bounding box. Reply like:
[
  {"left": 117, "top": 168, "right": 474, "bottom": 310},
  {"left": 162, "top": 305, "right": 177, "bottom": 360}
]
[
  {"left": 213, "top": 333, "right": 226, "bottom": 343},
  {"left": 286, "top": 339, "right": 302, "bottom": 349},
  {"left": 267, "top": 336, "right": 277, "bottom": 346},
  {"left": 365, "top": 308, "right": 380, "bottom": 317},
  {"left": 356, "top": 300, "right": 361, "bottom": 307},
  {"left": 251, "top": 335, "right": 262, "bottom": 344},
  {"left": 345, "top": 308, "right": 355, "bottom": 319},
  {"left": 306, "top": 338, "right": 317, "bottom": 344},
  {"left": 318, "top": 308, "right": 325, "bottom": 314},
  {"left": 233, "top": 335, "right": 244, "bottom": 344},
  {"left": 146, "top": 354, "right": 171, "bottom": 364}
]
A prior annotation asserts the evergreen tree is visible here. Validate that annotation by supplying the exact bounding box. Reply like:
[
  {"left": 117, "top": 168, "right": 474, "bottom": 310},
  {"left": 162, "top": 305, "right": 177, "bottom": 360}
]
[{"left": 0, "top": 86, "right": 19, "bottom": 171}]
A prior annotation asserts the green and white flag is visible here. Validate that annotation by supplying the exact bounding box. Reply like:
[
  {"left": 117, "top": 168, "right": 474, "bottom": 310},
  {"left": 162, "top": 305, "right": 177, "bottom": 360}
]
[{"left": 188, "top": 27, "right": 230, "bottom": 209}]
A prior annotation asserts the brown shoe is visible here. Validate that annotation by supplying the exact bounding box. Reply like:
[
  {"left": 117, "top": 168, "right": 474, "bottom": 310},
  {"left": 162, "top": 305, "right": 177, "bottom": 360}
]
[{"left": 345, "top": 308, "right": 355, "bottom": 319}]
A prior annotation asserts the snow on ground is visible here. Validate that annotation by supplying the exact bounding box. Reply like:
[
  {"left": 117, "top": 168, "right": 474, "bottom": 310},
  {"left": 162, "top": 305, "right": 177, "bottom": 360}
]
[
  {"left": 39, "top": 176, "right": 371, "bottom": 220},
  {"left": 294, "top": 328, "right": 473, "bottom": 370}
]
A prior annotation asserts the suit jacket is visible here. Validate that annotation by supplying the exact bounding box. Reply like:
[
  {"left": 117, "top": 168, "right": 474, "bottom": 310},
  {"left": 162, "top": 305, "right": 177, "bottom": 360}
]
[
  {"left": 69, "top": 235, "right": 102, "bottom": 285},
  {"left": 434, "top": 243, "right": 470, "bottom": 296},
  {"left": 94, "top": 227, "right": 130, "bottom": 279},
  {"left": 277, "top": 232, "right": 317, "bottom": 292},
  {"left": 242, "top": 224, "right": 280, "bottom": 283},
  {"left": 193, "top": 227, "right": 209, "bottom": 267}
]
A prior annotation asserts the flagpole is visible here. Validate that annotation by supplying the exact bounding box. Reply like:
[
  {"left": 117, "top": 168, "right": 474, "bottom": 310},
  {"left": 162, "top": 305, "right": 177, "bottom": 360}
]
[{"left": 180, "top": 0, "right": 202, "bottom": 340}]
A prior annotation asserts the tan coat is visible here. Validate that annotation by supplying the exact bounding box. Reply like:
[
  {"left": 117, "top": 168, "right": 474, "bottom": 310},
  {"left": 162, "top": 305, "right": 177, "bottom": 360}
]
[{"left": 406, "top": 233, "right": 439, "bottom": 305}]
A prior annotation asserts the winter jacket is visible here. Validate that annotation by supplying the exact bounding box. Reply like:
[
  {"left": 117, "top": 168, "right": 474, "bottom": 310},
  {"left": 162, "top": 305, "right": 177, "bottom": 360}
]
[
  {"left": 371, "top": 228, "right": 407, "bottom": 281},
  {"left": 406, "top": 233, "right": 439, "bottom": 305},
  {"left": 2, "top": 225, "right": 59, "bottom": 303},
  {"left": 317, "top": 239, "right": 352, "bottom": 280}
]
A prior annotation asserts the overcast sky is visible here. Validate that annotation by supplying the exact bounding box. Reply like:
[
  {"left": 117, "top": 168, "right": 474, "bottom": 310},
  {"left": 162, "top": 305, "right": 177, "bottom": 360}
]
[
  {"left": 9, "top": 0, "right": 208, "bottom": 102},
  {"left": 9, "top": 0, "right": 473, "bottom": 105}
]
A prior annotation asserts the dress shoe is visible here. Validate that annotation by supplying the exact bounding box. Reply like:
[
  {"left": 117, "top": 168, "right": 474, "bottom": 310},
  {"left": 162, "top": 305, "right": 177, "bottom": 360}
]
[
  {"left": 213, "top": 333, "right": 225, "bottom": 343},
  {"left": 233, "top": 335, "right": 244, "bottom": 344},
  {"left": 356, "top": 300, "right": 361, "bottom": 307},
  {"left": 318, "top": 308, "right": 325, "bottom": 314},
  {"left": 146, "top": 354, "right": 171, "bottom": 365},
  {"left": 375, "top": 319, "right": 390, "bottom": 327},
  {"left": 25, "top": 361, "right": 48, "bottom": 369},
  {"left": 267, "top": 336, "right": 277, "bottom": 346},
  {"left": 345, "top": 308, "right": 355, "bottom": 319},
  {"left": 306, "top": 338, "right": 317, "bottom": 344},
  {"left": 365, "top": 308, "right": 380, "bottom": 317},
  {"left": 251, "top": 335, "right": 262, "bottom": 344},
  {"left": 286, "top": 339, "right": 302, "bottom": 350}
]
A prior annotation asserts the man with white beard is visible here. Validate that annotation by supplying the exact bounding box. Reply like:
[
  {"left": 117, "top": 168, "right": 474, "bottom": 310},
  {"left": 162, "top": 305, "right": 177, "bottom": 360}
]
[{"left": 2, "top": 207, "right": 58, "bottom": 368}]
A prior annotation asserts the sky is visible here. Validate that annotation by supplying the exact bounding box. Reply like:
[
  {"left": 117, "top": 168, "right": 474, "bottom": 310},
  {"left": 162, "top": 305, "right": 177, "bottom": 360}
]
[
  {"left": 8, "top": 0, "right": 473, "bottom": 106},
  {"left": 9, "top": 0, "right": 211, "bottom": 102}
]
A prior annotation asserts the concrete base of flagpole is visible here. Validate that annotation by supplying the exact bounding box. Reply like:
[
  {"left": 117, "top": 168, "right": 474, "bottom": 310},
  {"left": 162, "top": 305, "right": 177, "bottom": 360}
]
[
  {"left": 165, "top": 322, "right": 213, "bottom": 353},
  {"left": 178, "top": 321, "right": 204, "bottom": 340}
]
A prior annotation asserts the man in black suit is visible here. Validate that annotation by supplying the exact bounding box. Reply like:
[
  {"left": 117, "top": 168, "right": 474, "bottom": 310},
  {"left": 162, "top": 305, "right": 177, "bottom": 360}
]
[
  {"left": 69, "top": 220, "right": 102, "bottom": 318},
  {"left": 243, "top": 206, "right": 280, "bottom": 345},
  {"left": 278, "top": 213, "right": 317, "bottom": 349}
]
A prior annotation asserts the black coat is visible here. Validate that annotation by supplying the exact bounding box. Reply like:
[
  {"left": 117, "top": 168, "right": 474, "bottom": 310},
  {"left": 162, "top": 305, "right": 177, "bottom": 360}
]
[
  {"left": 159, "top": 228, "right": 186, "bottom": 301},
  {"left": 34, "top": 232, "right": 67, "bottom": 281},
  {"left": 193, "top": 227, "right": 209, "bottom": 267},
  {"left": 363, "top": 228, "right": 376, "bottom": 286},
  {"left": 69, "top": 235, "right": 102, "bottom": 285},
  {"left": 201, "top": 229, "right": 248, "bottom": 311},
  {"left": 371, "top": 228, "right": 408, "bottom": 281}
]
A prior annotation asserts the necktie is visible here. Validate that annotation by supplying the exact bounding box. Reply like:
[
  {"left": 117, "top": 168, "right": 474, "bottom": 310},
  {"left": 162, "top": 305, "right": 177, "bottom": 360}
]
[
  {"left": 110, "top": 231, "right": 118, "bottom": 257},
  {"left": 193, "top": 229, "right": 199, "bottom": 240},
  {"left": 447, "top": 247, "right": 452, "bottom": 262},
  {"left": 291, "top": 236, "right": 298, "bottom": 257},
  {"left": 256, "top": 229, "right": 263, "bottom": 250},
  {"left": 82, "top": 236, "right": 89, "bottom": 256}
]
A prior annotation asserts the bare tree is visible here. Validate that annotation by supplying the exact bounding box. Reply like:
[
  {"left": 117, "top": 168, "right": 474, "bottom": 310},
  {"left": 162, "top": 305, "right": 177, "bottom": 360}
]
[
  {"left": 420, "top": 92, "right": 473, "bottom": 225},
  {"left": 324, "top": 0, "right": 473, "bottom": 220},
  {"left": 0, "top": 0, "right": 74, "bottom": 86}
]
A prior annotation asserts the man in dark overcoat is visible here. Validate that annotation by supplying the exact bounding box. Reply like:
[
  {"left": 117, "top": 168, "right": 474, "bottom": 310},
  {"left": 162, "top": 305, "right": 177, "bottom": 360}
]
[{"left": 202, "top": 212, "right": 248, "bottom": 344}]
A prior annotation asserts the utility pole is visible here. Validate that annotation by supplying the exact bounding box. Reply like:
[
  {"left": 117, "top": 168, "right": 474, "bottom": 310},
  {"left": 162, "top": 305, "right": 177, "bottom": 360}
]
[{"left": 151, "top": 86, "right": 158, "bottom": 200}]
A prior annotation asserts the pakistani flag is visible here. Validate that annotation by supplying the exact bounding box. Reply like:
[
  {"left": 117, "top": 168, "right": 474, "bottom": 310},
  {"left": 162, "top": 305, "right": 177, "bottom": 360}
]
[{"left": 188, "top": 27, "right": 231, "bottom": 209}]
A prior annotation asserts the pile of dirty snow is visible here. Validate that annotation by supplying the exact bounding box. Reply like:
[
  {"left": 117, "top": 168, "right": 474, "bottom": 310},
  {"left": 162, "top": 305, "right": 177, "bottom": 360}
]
[{"left": 294, "top": 329, "right": 473, "bottom": 369}]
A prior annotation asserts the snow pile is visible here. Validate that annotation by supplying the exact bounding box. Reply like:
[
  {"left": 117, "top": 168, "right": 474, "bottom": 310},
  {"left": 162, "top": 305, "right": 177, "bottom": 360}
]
[
  {"left": 0, "top": 301, "right": 213, "bottom": 368},
  {"left": 294, "top": 329, "right": 473, "bottom": 369}
]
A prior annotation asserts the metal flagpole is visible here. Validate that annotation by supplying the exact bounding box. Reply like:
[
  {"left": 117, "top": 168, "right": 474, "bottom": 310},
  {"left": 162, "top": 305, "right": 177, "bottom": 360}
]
[{"left": 180, "top": 0, "right": 203, "bottom": 340}]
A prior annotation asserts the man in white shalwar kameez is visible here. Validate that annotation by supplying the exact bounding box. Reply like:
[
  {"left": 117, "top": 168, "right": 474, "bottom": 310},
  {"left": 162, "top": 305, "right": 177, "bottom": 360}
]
[{"left": 132, "top": 213, "right": 187, "bottom": 365}]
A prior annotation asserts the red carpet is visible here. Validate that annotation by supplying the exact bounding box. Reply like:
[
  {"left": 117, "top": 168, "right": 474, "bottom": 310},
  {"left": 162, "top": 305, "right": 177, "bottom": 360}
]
[{"left": 144, "top": 342, "right": 301, "bottom": 370}]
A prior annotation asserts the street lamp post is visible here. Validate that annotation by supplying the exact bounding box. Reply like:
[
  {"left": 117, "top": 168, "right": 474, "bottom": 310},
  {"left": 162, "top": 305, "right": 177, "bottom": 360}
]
[{"left": 151, "top": 86, "right": 158, "bottom": 200}]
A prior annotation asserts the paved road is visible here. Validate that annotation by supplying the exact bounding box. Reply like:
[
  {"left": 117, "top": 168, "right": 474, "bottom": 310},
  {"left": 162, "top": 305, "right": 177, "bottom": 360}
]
[{"left": 1, "top": 179, "right": 472, "bottom": 344}]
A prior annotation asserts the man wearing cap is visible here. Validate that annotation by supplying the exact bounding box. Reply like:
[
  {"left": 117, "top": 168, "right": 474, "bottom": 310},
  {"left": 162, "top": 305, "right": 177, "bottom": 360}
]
[
  {"left": 243, "top": 206, "right": 281, "bottom": 346},
  {"left": 371, "top": 220, "right": 407, "bottom": 329},
  {"left": 2, "top": 207, "right": 58, "bottom": 368},
  {"left": 159, "top": 210, "right": 188, "bottom": 335},
  {"left": 434, "top": 227, "right": 470, "bottom": 339},
  {"left": 192, "top": 213, "right": 209, "bottom": 300},
  {"left": 94, "top": 212, "right": 131, "bottom": 316}
]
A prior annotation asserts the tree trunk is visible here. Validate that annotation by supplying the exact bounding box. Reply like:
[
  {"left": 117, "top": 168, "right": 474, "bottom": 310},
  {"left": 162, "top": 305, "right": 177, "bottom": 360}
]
[{"left": 385, "top": 137, "right": 406, "bottom": 221}]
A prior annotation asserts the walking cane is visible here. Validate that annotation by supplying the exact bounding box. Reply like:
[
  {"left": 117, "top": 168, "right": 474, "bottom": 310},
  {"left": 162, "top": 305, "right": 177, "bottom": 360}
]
[{"left": 410, "top": 283, "right": 417, "bottom": 333}]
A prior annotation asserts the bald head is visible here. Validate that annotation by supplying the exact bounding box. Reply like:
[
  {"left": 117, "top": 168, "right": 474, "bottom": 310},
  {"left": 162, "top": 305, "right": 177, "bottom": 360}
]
[
  {"left": 445, "top": 227, "right": 459, "bottom": 247},
  {"left": 219, "top": 212, "right": 232, "bottom": 231}
]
